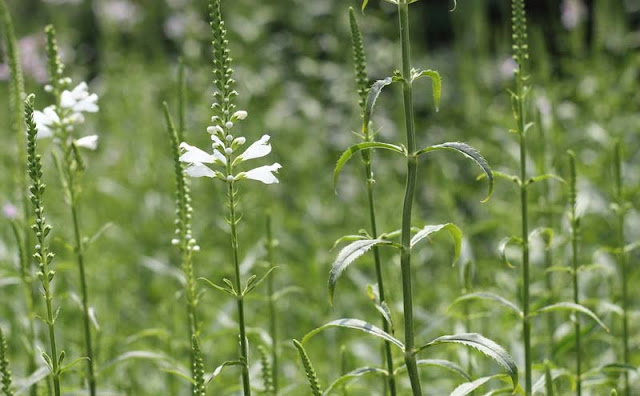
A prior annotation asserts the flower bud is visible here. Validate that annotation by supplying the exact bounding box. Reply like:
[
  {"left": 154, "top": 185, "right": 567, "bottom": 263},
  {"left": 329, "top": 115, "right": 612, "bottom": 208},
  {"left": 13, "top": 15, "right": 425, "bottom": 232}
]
[{"left": 232, "top": 110, "right": 248, "bottom": 120}]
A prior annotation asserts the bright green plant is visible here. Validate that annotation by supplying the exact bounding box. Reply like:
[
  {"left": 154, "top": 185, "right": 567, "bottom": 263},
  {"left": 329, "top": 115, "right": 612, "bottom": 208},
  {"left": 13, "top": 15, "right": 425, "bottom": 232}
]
[
  {"left": 265, "top": 214, "right": 279, "bottom": 394},
  {"left": 35, "top": 25, "right": 101, "bottom": 396},
  {"left": 296, "top": 1, "right": 520, "bottom": 395},
  {"left": 178, "top": 1, "right": 281, "bottom": 394}
]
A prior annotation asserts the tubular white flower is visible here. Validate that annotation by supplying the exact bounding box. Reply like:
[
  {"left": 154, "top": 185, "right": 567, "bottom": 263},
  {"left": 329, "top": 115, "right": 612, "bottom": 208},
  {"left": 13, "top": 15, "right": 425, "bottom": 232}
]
[
  {"left": 60, "top": 82, "right": 99, "bottom": 113},
  {"left": 232, "top": 110, "right": 247, "bottom": 120},
  {"left": 33, "top": 106, "right": 59, "bottom": 138},
  {"left": 243, "top": 163, "right": 282, "bottom": 184},
  {"left": 179, "top": 142, "right": 216, "bottom": 164},
  {"left": 238, "top": 134, "right": 271, "bottom": 161},
  {"left": 75, "top": 134, "right": 99, "bottom": 150},
  {"left": 210, "top": 134, "right": 226, "bottom": 148},
  {"left": 185, "top": 163, "right": 215, "bottom": 178}
]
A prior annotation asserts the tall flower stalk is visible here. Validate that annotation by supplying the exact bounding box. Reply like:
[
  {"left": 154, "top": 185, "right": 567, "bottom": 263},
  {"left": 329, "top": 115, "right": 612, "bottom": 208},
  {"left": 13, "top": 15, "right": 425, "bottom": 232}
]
[
  {"left": 179, "top": 1, "right": 281, "bottom": 394},
  {"left": 348, "top": 8, "right": 396, "bottom": 395},
  {"left": 510, "top": 0, "right": 533, "bottom": 393},
  {"left": 567, "top": 151, "right": 582, "bottom": 396},
  {"left": 163, "top": 101, "right": 201, "bottom": 386},
  {"left": 613, "top": 142, "right": 630, "bottom": 396},
  {"left": 36, "top": 25, "right": 100, "bottom": 396},
  {"left": 0, "top": 5, "right": 38, "bottom": 395},
  {"left": 25, "top": 94, "right": 62, "bottom": 396},
  {"left": 265, "top": 215, "right": 279, "bottom": 393}
]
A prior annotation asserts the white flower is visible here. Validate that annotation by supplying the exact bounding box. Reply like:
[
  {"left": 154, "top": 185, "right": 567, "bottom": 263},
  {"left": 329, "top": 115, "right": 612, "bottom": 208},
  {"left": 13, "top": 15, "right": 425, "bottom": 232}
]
[
  {"left": 561, "top": 0, "right": 587, "bottom": 30},
  {"left": 60, "top": 82, "right": 99, "bottom": 113},
  {"left": 238, "top": 134, "right": 271, "bottom": 161},
  {"left": 243, "top": 163, "right": 282, "bottom": 184},
  {"left": 33, "top": 106, "right": 60, "bottom": 138},
  {"left": 232, "top": 110, "right": 248, "bottom": 120},
  {"left": 75, "top": 135, "right": 99, "bottom": 150},
  {"left": 179, "top": 142, "right": 226, "bottom": 178}
]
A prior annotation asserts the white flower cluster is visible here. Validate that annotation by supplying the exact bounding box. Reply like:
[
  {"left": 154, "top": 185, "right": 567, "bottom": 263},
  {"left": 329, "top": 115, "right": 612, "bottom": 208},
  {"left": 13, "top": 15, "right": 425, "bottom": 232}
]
[
  {"left": 34, "top": 81, "right": 99, "bottom": 150},
  {"left": 179, "top": 110, "right": 282, "bottom": 184}
]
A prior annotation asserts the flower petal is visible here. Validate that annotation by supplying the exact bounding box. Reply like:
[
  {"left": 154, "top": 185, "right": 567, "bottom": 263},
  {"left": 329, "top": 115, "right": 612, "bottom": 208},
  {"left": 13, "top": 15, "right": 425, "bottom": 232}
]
[
  {"left": 244, "top": 163, "right": 282, "bottom": 184},
  {"left": 212, "top": 149, "right": 227, "bottom": 165},
  {"left": 75, "top": 135, "right": 99, "bottom": 150},
  {"left": 179, "top": 142, "right": 215, "bottom": 164},
  {"left": 184, "top": 163, "right": 215, "bottom": 178},
  {"left": 239, "top": 134, "right": 271, "bottom": 161}
]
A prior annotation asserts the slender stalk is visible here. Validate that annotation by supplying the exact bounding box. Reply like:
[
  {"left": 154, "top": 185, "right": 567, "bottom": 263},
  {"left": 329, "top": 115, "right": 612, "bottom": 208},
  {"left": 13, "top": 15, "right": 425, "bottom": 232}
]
[
  {"left": 68, "top": 184, "right": 97, "bottom": 396},
  {"left": 349, "top": 8, "right": 396, "bottom": 395},
  {"left": 226, "top": 181, "right": 251, "bottom": 395},
  {"left": 0, "top": 327, "right": 15, "bottom": 396},
  {"left": 0, "top": 5, "right": 38, "bottom": 394},
  {"left": 266, "top": 215, "right": 279, "bottom": 393},
  {"left": 511, "top": 0, "right": 532, "bottom": 393},
  {"left": 613, "top": 143, "right": 630, "bottom": 396},
  {"left": 25, "top": 94, "right": 61, "bottom": 396},
  {"left": 567, "top": 152, "right": 581, "bottom": 396},
  {"left": 397, "top": 1, "right": 421, "bottom": 394}
]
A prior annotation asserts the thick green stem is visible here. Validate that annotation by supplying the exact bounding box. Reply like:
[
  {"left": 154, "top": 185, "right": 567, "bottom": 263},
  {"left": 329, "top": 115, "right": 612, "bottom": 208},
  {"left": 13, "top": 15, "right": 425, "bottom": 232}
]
[
  {"left": 227, "top": 182, "right": 251, "bottom": 396},
  {"left": 69, "top": 188, "right": 97, "bottom": 396},
  {"left": 266, "top": 216, "right": 278, "bottom": 393},
  {"left": 398, "top": 2, "right": 421, "bottom": 394}
]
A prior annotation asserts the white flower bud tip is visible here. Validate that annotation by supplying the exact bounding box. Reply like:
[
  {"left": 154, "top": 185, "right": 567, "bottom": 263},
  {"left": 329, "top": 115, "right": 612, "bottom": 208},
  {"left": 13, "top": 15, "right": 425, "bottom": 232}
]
[
  {"left": 234, "top": 137, "right": 246, "bottom": 145},
  {"left": 226, "top": 175, "right": 234, "bottom": 182},
  {"left": 171, "top": 239, "right": 180, "bottom": 245},
  {"left": 192, "top": 245, "right": 200, "bottom": 252},
  {"left": 225, "top": 134, "right": 233, "bottom": 142},
  {"left": 233, "top": 110, "right": 248, "bottom": 120},
  {"left": 225, "top": 121, "right": 233, "bottom": 129},
  {"left": 224, "top": 147, "right": 233, "bottom": 155}
]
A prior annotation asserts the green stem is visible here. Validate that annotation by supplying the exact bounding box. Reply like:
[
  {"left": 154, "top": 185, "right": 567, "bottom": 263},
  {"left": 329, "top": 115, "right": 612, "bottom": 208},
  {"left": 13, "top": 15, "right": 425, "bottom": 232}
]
[
  {"left": 69, "top": 187, "right": 97, "bottom": 396},
  {"left": 397, "top": 2, "right": 421, "bottom": 395},
  {"left": 227, "top": 181, "right": 251, "bottom": 396},
  {"left": 519, "top": 133, "right": 531, "bottom": 396},
  {"left": 569, "top": 153, "right": 581, "bottom": 396},
  {"left": 362, "top": 133, "right": 396, "bottom": 396},
  {"left": 614, "top": 144, "right": 629, "bottom": 396},
  {"left": 266, "top": 215, "right": 278, "bottom": 394}
]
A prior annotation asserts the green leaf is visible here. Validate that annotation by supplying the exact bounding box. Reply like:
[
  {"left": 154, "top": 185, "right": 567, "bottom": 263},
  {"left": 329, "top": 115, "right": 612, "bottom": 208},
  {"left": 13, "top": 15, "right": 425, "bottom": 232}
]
[
  {"left": 529, "top": 227, "right": 553, "bottom": 248},
  {"left": 322, "top": 367, "right": 388, "bottom": 395},
  {"left": 498, "top": 236, "right": 523, "bottom": 268},
  {"left": 199, "top": 276, "right": 236, "bottom": 296},
  {"left": 334, "top": 142, "right": 404, "bottom": 188},
  {"left": 243, "top": 266, "right": 277, "bottom": 295},
  {"left": 534, "top": 302, "right": 609, "bottom": 332},
  {"left": 367, "top": 285, "right": 394, "bottom": 334},
  {"left": 364, "top": 77, "right": 395, "bottom": 127},
  {"left": 59, "top": 356, "right": 90, "bottom": 375},
  {"left": 531, "top": 367, "right": 573, "bottom": 394},
  {"left": 410, "top": 223, "right": 462, "bottom": 265},
  {"left": 361, "top": 0, "right": 368, "bottom": 11},
  {"left": 411, "top": 69, "right": 441, "bottom": 111},
  {"left": 329, "top": 239, "right": 396, "bottom": 305},
  {"left": 101, "top": 350, "right": 173, "bottom": 370},
  {"left": 332, "top": 234, "right": 368, "bottom": 250},
  {"left": 526, "top": 173, "right": 566, "bottom": 186},
  {"left": 416, "top": 142, "right": 493, "bottom": 202},
  {"left": 301, "top": 318, "right": 404, "bottom": 351},
  {"left": 206, "top": 360, "right": 244, "bottom": 384},
  {"left": 450, "top": 292, "right": 522, "bottom": 317},
  {"left": 416, "top": 333, "right": 518, "bottom": 388},
  {"left": 395, "top": 359, "right": 472, "bottom": 381},
  {"left": 450, "top": 374, "right": 506, "bottom": 396}
]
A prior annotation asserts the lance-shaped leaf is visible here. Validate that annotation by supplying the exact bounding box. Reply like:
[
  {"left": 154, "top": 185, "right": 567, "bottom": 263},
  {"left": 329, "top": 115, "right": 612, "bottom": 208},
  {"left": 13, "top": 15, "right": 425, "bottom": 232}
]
[
  {"left": 531, "top": 366, "right": 573, "bottom": 394},
  {"left": 329, "top": 239, "right": 398, "bottom": 305},
  {"left": 411, "top": 69, "right": 441, "bottom": 111},
  {"left": 206, "top": 360, "right": 244, "bottom": 384},
  {"left": 450, "top": 292, "right": 522, "bottom": 317},
  {"left": 364, "top": 77, "right": 396, "bottom": 127},
  {"left": 416, "top": 142, "right": 494, "bottom": 202},
  {"left": 534, "top": 302, "right": 609, "bottom": 332},
  {"left": 410, "top": 223, "right": 462, "bottom": 265},
  {"left": 323, "top": 367, "right": 388, "bottom": 395},
  {"left": 529, "top": 227, "right": 553, "bottom": 248},
  {"left": 334, "top": 142, "right": 404, "bottom": 188},
  {"left": 301, "top": 318, "right": 404, "bottom": 351},
  {"left": 450, "top": 374, "right": 507, "bottom": 396},
  {"left": 416, "top": 333, "right": 518, "bottom": 388},
  {"left": 498, "top": 236, "right": 523, "bottom": 268},
  {"left": 395, "top": 359, "right": 472, "bottom": 381}
]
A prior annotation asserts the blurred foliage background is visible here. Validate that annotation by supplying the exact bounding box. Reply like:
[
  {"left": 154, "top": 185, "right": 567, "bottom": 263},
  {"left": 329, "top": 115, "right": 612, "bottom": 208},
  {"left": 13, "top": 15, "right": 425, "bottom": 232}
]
[{"left": 1, "top": 0, "right": 639, "bottom": 394}]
